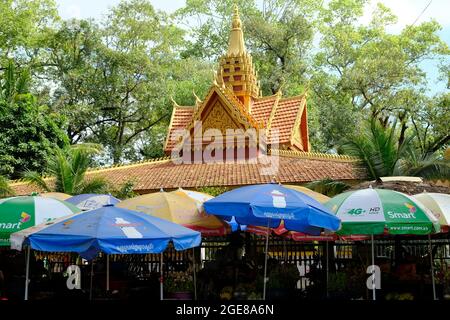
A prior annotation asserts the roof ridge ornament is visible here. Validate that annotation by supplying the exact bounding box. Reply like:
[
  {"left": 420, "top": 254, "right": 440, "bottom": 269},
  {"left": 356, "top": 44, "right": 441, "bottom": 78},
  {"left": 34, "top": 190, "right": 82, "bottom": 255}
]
[
  {"left": 227, "top": 4, "right": 246, "bottom": 56},
  {"left": 170, "top": 96, "right": 179, "bottom": 108}
]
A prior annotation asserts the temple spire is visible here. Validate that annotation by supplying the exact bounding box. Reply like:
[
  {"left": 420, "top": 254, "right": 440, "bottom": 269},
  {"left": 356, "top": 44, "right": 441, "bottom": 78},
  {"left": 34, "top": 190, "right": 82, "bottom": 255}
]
[{"left": 227, "top": 4, "right": 246, "bottom": 56}]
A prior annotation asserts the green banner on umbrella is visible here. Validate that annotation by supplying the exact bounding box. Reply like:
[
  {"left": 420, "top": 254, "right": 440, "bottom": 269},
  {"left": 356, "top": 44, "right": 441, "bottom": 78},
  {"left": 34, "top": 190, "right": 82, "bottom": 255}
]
[
  {"left": 326, "top": 188, "right": 440, "bottom": 235},
  {"left": 0, "top": 196, "right": 81, "bottom": 246}
]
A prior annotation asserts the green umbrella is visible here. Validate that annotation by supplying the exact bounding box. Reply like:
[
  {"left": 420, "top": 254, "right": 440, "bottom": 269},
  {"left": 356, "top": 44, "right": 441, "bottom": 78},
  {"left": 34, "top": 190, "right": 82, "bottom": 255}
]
[
  {"left": 0, "top": 196, "right": 81, "bottom": 246},
  {"left": 326, "top": 188, "right": 440, "bottom": 235},
  {"left": 326, "top": 188, "right": 440, "bottom": 300}
]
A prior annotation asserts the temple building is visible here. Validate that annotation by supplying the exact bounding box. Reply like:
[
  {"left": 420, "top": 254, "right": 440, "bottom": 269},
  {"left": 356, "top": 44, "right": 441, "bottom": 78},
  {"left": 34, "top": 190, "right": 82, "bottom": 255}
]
[
  {"left": 165, "top": 5, "right": 310, "bottom": 156},
  {"left": 11, "top": 6, "right": 366, "bottom": 196}
]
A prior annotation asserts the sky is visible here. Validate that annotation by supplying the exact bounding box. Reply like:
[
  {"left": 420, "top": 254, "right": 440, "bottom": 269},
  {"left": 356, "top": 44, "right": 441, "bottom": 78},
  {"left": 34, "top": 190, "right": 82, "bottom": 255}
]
[{"left": 55, "top": 0, "right": 449, "bottom": 94}]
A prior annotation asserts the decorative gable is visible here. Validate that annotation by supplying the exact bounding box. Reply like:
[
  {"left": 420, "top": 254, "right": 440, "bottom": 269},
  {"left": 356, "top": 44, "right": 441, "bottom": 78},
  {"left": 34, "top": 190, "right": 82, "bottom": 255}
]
[{"left": 201, "top": 100, "right": 241, "bottom": 134}]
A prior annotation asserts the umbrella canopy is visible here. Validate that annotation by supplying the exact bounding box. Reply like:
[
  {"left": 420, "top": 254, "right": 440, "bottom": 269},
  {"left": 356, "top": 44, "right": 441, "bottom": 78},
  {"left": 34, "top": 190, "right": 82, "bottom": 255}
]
[
  {"left": 117, "top": 192, "right": 230, "bottom": 236},
  {"left": 0, "top": 196, "right": 81, "bottom": 246},
  {"left": 39, "top": 192, "right": 72, "bottom": 201},
  {"left": 413, "top": 192, "right": 450, "bottom": 231},
  {"left": 171, "top": 188, "right": 213, "bottom": 211},
  {"left": 203, "top": 183, "right": 341, "bottom": 235},
  {"left": 284, "top": 185, "right": 330, "bottom": 203},
  {"left": 325, "top": 188, "right": 440, "bottom": 235},
  {"left": 66, "top": 194, "right": 121, "bottom": 210},
  {"left": 10, "top": 205, "right": 201, "bottom": 259}
]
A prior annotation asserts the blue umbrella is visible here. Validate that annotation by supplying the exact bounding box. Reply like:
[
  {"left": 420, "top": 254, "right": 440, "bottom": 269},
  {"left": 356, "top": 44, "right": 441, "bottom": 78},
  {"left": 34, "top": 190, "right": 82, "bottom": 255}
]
[
  {"left": 203, "top": 183, "right": 340, "bottom": 299},
  {"left": 66, "top": 193, "right": 121, "bottom": 210},
  {"left": 11, "top": 205, "right": 201, "bottom": 300},
  {"left": 204, "top": 183, "right": 340, "bottom": 234}
]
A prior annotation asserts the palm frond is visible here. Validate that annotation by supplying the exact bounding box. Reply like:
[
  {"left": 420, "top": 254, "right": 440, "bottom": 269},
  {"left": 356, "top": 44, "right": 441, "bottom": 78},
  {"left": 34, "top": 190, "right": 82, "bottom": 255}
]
[
  {"left": 22, "top": 170, "right": 51, "bottom": 192},
  {"left": 78, "top": 177, "right": 108, "bottom": 195},
  {"left": 305, "top": 179, "right": 351, "bottom": 197},
  {"left": 70, "top": 149, "right": 91, "bottom": 190}
]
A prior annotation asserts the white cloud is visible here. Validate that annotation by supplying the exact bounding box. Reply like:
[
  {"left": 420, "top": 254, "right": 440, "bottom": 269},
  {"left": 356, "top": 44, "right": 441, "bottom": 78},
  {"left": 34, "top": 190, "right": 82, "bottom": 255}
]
[{"left": 64, "top": 4, "right": 81, "bottom": 19}]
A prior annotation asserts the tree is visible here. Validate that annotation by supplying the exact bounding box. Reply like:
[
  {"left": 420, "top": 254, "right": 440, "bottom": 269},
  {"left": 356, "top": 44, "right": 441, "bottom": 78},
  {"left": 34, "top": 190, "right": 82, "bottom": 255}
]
[
  {"left": 340, "top": 119, "right": 449, "bottom": 180},
  {"left": 409, "top": 93, "right": 450, "bottom": 157},
  {"left": 0, "top": 61, "right": 68, "bottom": 179},
  {"left": 312, "top": 0, "right": 449, "bottom": 151},
  {"left": 23, "top": 145, "right": 108, "bottom": 195},
  {"left": 0, "top": 0, "right": 58, "bottom": 68},
  {"left": 44, "top": 0, "right": 212, "bottom": 163}
]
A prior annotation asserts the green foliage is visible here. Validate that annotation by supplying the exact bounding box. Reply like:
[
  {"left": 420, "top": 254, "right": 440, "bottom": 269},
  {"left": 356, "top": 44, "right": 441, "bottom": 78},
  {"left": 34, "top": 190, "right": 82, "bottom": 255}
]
[
  {"left": 110, "top": 180, "right": 138, "bottom": 200},
  {"left": 0, "top": 0, "right": 58, "bottom": 65},
  {"left": 0, "top": 175, "right": 14, "bottom": 198},
  {"left": 305, "top": 179, "right": 351, "bottom": 197},
  {"left": 0, "top": 62, "right": 68, "bottom": 178},
  {"left": 165, "top": 270, "right": 194, "bottom": 293},
  {"left": 196, "top": 186, "right": 229, "bottom": 197},
  {"left": 340, "top": 119, "right": 449, "bottom": 180},
  {"left": 176, "top": 0, "right": 319, "bottom": 95},
  {"left": 0, "top": 0, "right": 448, "bottom": 171},
  {"left": 23, "top": 145, "right": 108, "bottom": 195},
  {"left": 311, "top": 0, "right": 449, "bottom": 151}
]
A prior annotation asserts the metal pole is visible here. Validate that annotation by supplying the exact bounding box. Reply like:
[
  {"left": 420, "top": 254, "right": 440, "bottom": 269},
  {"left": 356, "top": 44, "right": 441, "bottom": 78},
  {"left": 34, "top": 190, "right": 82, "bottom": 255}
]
[
  {"left": 24, "top": 246, "right": 31, "bottom": 300},
  {"left": 106, "top": 255, "right": 110, "bottom": 292},
  {"left": 160, "top": 253, "right": 163, "bottom": 300},
  {"left": 429, "top": 234, "right": 437, "bottom": 300},
  {"left": 89, "top": 260, "right": 94, "bottom": 301},
  {"left": 326, "top": 240, "right": 329, "bottom": 298},
  {"left": 371, "top": 234, "right": 376, "bottom": 300},
  {"left": 263, "top": 220, "right": 270, "bottom": 300},
  {"left": 192, "top": 248, "right": 197, "bottom": 300}
]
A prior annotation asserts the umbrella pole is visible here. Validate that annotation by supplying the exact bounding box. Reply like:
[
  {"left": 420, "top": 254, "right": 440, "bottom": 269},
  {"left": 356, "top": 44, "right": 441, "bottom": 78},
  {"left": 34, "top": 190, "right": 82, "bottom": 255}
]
[
  {"left": 106, "top": 255, "right": 110, "bottom": 292},
  {"left": 263, "top": 220, "right": 270, "bottom": 300},
  {"left": 371, "top": 234, "right": 376, "bottom": 301},
  {"left": 192, "top": 248, "right": 197, "bottom": 300},
  {"left": 429, "top": 234, "right": 437, "bottom": 300},
  {"left": 326, "top": 241, "right": 329, "bottom": 299},
  {"left": 24, "top": 246, "right": 31, "bottom": 301},
  {"left": 89, "top": 260, "right": 94, "bottom": 301},
  {"left": 160, "top": 253, "right": 163, "bottom": 301}
]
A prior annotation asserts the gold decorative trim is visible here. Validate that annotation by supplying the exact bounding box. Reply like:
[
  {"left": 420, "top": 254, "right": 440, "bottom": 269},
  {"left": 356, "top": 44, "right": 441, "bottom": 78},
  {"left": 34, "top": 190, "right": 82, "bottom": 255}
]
[
  {"left": 266, "top": 90, "right": 283, "bottom": 131},
  {"left": 9, "top": 157, "right": 175, "bottom": 187},
  {"left": 269, "top": 149, "right": 359, "bottom": 162},
  {"left": 289, "top": 95, "right": 307, "bottom": 147}
]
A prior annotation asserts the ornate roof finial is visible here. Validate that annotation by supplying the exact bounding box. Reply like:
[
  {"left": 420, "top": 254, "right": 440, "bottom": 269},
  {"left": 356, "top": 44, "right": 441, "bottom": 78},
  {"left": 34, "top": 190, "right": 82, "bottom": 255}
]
[
  {"left": 227, "top": 4, "right": 246, "bottom": 56},
  {"left": 170, "top": 96, "right": 179, "bottom": 108},
  {"left": 193, "top": 89, "right": 202, "bottom": 105}
]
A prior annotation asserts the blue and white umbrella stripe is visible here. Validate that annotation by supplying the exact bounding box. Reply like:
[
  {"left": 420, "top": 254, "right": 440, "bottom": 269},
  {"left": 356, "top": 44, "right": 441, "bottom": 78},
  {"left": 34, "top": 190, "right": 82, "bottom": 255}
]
[
  {"left": 204, "top": 183, "right": 340, "bottom": 234},
  {"left": 10, "top": 205, "right": 201, "bottom": 259}
]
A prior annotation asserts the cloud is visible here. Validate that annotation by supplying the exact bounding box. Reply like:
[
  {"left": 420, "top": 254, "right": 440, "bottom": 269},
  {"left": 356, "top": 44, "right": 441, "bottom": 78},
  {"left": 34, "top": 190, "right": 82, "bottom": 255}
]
[{"left": 64, "top": 4, "right": 81, "bottom": 19}]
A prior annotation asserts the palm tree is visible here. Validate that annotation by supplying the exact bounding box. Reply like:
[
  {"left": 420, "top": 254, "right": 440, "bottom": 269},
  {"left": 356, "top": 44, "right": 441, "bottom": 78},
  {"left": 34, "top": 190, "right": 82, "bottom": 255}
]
[
  {"left": 0, "top": 60, "right": 30, "bottom": 102},
  {"left": 340, "top": 119, "right": 449, "bottom": 180},
  {"left": 0, "top": 175, "right": 14, "bottom": 198},
  {"left": 23, "top": 145, "right": 108, "bottom": 195},
  {"left": 397, "top": 147, "right": 450, "bottom": 180}
]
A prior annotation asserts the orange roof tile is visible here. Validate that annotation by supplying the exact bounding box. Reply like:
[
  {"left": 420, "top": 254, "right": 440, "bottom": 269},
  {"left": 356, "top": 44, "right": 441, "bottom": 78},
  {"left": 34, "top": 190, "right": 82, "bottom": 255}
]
[
  {"left": 164, "top": 106, "right": 194, "bottom": 151},
  {"left": 251, "top": 96, "right": 277, "bottom": 125},
  {"left": 269, "top": 96, "right": 305, "bottom": 144},
  {"left": 11, "top": 153, "right": 366, "bottom": 195}
]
